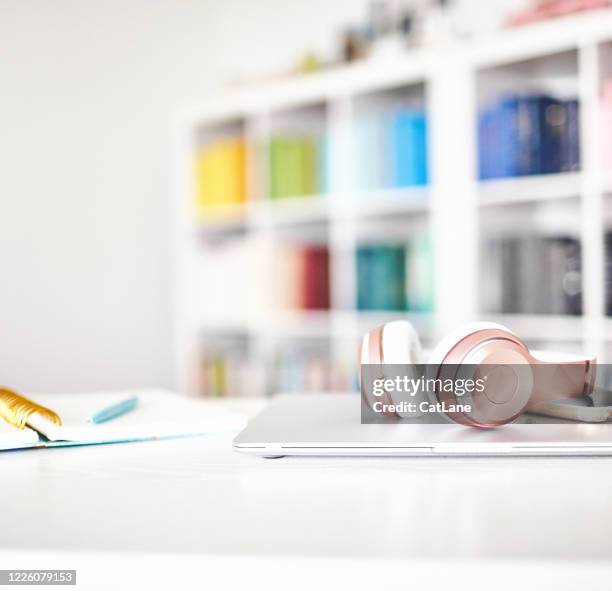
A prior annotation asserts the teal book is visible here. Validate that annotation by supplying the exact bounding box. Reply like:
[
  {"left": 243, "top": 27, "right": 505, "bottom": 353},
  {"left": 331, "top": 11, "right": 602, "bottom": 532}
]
[
  {"left": 356, "top": 246, "right": 373, "bottom": 310},
  {"left": 382, "top": 245, "right": 407, "bottom": 310},
  {"left": 406, "top": 234, "right": 434, "bottom": 312},
  {"left": 357, "top": 245, "right": 406, "bottom": 310}
]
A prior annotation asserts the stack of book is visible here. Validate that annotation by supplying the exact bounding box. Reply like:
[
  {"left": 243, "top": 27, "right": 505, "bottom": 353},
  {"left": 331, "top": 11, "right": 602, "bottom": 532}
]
[
  {"left": 194, "top": 137, "right": 247, "bottom": 218},
  {"left": 268, "top": 135, "right": 327, "bottom": 198},
  {"left": 356, "top": 235, "right": 434, "bottom": 312},
  {"left": 478, "top": 94, "right": 580, "bottom": 180},
  {"left": 353, "top": 109, "right": 428, "bottom": 190},
  {"left": 277, "top": 245, "right": 330, "bottom": 310},
  {"left": 481, "top": 235, "right": 582, "bottom": 315}
]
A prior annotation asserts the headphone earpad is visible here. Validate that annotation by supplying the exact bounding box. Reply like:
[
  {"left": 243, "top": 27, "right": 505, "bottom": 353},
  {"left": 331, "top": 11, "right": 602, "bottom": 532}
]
[
  {"left": 427, "top": 322, "right": 532, "bottom": 427},
  {"left": 381, "top": 320, "right": 423, "bottom": 364},
  {"left": 360, "top": 320, "right": 423, "bottom": 418},
  {"left": 361, "top": 320, "right": 424, "bottom": 365}
]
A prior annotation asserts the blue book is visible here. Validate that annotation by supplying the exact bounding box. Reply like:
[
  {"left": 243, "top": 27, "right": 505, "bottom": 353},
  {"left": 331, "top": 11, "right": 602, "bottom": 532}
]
[
  {"left": 478, "top": 107, "right": 493, "bottom": 180},
  {"left": 539, "top": 96, "right": 563, "bottom": 174},
  {"left": 517, "top": 96, "right": 542, "bottom": 176},
  {"left": 389, "top": 110, "right": 428, "bottom": 187},
  {"left": 498, "top": 96, "right": 521, "bottom": 178},
  {"left": 414, "top": 114, "right": 428, "bottom": 185},
  {"left": 479, "top": 94, "right": 572, "bottom": 179},
  {"left": 518, "top": 94, "right": 561, "bottom": 175},
  {"left": 560, "top": 99, "right": 580, "bottom": 172},
  {"left": 486, "top": 102, "right": 505, "bottom": 179}
]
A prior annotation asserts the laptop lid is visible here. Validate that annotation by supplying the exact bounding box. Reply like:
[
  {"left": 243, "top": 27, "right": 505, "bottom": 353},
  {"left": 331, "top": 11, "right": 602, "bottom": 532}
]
[{"left": 233, "top": 394, "right": 612, "bottom": 457}]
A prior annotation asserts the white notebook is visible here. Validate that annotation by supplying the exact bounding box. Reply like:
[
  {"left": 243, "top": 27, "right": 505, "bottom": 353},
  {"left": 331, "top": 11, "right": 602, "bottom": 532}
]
[
  {"left": 0, "top": 389, "right": 246, "bottom": 451},
  {"left": 0, "top": 419, "right": 39, "bottom": 449}
]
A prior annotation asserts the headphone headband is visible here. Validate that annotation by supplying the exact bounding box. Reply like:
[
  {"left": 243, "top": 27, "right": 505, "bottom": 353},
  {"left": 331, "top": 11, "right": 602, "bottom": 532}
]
[{"left": 360, "top": 320, "right": 596, "bottom": 428}]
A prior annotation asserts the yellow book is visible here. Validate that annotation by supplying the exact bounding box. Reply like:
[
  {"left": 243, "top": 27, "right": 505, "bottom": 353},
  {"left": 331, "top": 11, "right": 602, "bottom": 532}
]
[
  {"left": 194, "top": 138, "right": 247, "bottom": 220},
  {"left": 224, "top": 138, "right": 247, "bottom": 204},
  {"left": 195, "top": 145, "right": 215, "bottom": 216}
]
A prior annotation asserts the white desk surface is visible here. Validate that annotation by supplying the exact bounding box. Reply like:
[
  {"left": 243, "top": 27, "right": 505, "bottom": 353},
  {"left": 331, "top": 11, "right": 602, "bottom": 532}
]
[{"left": 2, "top": 398, "right": 612, "bottom": 590}]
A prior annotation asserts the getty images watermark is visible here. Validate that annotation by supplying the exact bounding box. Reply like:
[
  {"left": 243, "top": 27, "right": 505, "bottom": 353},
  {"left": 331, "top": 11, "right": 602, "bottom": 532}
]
[
  {"left": 0, "top": 571, "right": 76, "bottom": 586},
  {"left": 361, "top": 363, "right": 612, "bottom": 426}
]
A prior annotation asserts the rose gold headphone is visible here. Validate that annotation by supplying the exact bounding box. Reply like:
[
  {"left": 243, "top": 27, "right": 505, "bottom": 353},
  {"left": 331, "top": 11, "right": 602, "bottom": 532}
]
[{"left": 361, "top": 320, "right": 596, "bottom": 428}]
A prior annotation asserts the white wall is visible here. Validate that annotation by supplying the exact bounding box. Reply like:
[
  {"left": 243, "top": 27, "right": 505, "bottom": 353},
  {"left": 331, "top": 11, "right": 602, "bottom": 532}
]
[{"left": 0, "top": 0, "right": 518, "bottom": 392}]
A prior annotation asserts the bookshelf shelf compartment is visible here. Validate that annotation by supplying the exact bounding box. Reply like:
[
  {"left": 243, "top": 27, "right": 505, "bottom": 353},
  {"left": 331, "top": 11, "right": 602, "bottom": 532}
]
[
  {"left": 197, "top": 218, "right": 249, "bottom": 240},
  {"left": 478, "top": 173, "right": 581, "bottom": 207},
  {"left": 263, "top": 310, "right": 334, "bottom": 339},
  {"left": 348, "top": 187, "right": 430, "bottom": 219},
  {"left": 252, "top": 196, "right": 329, "bottom": 228}
]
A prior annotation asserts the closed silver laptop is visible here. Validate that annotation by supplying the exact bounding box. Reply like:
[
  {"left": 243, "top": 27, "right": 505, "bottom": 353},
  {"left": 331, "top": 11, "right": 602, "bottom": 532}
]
[{"left": 233, "top": 394, "right": 612, "bottom": 457}]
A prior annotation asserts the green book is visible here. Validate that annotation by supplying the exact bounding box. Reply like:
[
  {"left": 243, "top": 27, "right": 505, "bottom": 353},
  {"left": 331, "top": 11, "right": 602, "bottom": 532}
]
[
  {"left": 301, "top": 137, "right": 317, "bottom": 196},
  {"left": 284, "top": 138, "right": 303, "bottom": 197},
  {"left": 269, "top": 135, "right": 323, "bottom": 198},
  {"left": 268, "top": 137, "right": 285, "bottom": 199}
]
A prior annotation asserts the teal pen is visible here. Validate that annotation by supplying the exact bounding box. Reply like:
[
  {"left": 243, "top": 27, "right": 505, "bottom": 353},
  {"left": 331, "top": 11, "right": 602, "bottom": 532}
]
[{"left": 88, "top": 396, "right": 139, "bottom": 424}]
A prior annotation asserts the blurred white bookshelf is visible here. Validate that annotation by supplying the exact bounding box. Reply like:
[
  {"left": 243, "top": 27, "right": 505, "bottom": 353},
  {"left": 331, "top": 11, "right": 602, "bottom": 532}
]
[{"left": 173, "top": 9, "right": 612, "bottom": 397}]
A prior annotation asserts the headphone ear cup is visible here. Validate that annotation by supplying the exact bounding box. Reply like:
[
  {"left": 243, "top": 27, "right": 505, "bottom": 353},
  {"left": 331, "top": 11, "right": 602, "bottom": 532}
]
[
  {"left": 360, "top": 320, "right": 424, "bottom": 418},
  {"left": 380, "top": 321, "right": 424, "bottom": 418},
  {"left": 428, "top": 322, "right": 532, "bottom": 427},
  {"left": 360, "top": 320, "right": 424, "bottom": 365},
  {"left": 360, "top": 325, "right": 396, "bottom": 417},
  {"left": 380, "top": 320, "right": 423, "bottom": 364},
  {"left": 426, "top": 322, "right": 514, "bottom": 367}
]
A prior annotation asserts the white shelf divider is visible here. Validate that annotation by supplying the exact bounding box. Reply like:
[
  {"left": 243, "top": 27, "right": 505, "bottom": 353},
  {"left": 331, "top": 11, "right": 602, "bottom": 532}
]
[
  {"left": 579, "top": 41, "right": 607, "bottom": 360},
  {"left": 479, "top": 173, "right": 582, "bottom": 207}
]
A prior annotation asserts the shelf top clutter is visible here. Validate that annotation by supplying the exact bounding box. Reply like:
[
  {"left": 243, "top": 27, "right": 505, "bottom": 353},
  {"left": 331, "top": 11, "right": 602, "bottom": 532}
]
[{"left": 178, "top": 9, "right": 612, "bottom": 126}]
